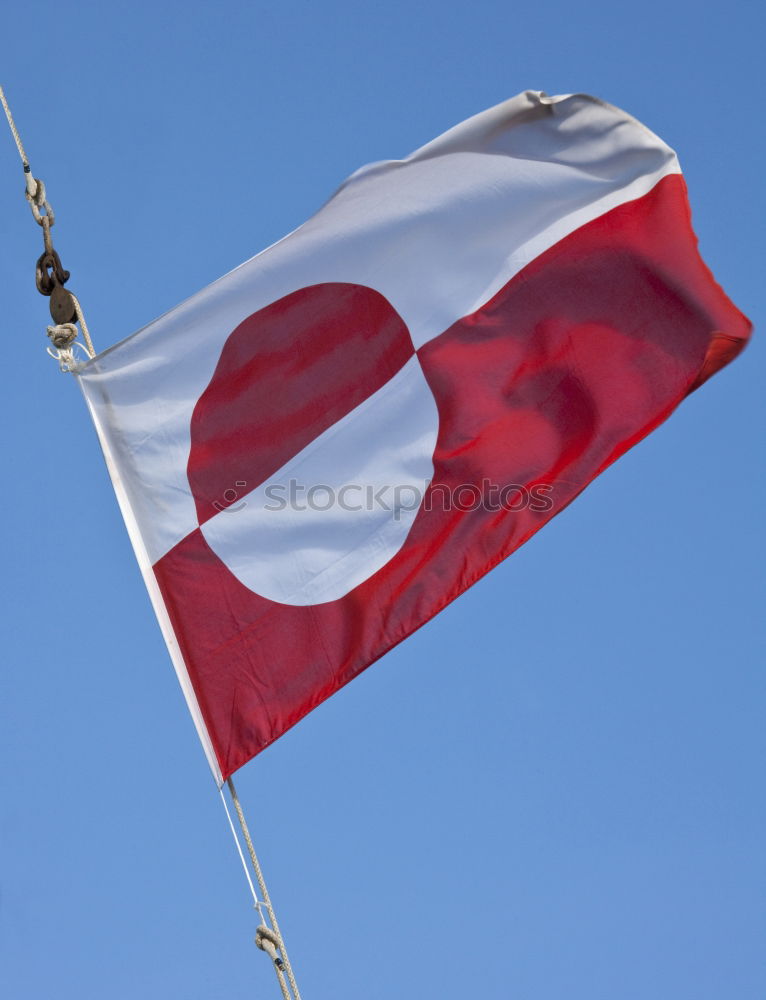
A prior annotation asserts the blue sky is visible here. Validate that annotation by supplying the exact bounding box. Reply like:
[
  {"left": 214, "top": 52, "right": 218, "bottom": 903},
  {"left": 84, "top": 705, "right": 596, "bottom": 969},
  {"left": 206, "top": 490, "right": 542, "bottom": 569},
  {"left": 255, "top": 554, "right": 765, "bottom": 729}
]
[{"left": 1, "top": 2, "right": 763, "bottom": 998}]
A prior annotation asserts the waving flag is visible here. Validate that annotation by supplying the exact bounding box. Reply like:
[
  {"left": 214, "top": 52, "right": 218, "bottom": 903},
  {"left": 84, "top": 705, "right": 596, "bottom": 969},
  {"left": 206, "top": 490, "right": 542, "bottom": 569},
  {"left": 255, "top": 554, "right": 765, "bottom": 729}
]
[{"left": 79, "top": 91, "right": 751, "bottom": 784}]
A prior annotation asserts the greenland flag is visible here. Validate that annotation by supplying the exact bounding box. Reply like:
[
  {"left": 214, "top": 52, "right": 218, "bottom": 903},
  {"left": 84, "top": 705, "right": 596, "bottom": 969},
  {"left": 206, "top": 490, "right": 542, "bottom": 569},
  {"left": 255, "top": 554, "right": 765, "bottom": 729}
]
[{"left": 79, "top": 91, "right": 750, "bottom": 784}]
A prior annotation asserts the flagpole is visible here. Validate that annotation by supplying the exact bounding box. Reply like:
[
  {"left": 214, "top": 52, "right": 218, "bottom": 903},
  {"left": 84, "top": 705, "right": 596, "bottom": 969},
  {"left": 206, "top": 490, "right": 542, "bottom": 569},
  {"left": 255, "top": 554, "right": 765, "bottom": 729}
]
[{"left": 225, "top": 777, "right": 303, "bottom": 1000}]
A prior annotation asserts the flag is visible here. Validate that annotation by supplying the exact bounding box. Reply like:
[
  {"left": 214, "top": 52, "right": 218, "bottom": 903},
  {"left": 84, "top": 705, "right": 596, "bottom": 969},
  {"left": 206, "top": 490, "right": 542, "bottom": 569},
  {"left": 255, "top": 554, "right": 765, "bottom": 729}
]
[{"left": 79, "top": 91, "right": 751, "bottom": 784}]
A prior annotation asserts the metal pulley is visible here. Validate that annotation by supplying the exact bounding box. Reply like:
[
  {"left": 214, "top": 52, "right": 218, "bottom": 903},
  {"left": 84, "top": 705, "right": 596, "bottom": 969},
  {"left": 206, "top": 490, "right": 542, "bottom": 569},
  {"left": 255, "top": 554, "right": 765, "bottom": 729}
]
[
  {"left": 50, "top": 285, "right": 77, "bottom": 325},
  {"left": 1, "top": 85, "right": 95, "bottom": 366},
  {"left": 35, "top": 247, "right": 70, "bottom": 294},
  {"left": 35, "top": 246, "right": 78, "bottom": 324},
  {"left": 25, "top": 172, "right": 89, "bottom": 358}
]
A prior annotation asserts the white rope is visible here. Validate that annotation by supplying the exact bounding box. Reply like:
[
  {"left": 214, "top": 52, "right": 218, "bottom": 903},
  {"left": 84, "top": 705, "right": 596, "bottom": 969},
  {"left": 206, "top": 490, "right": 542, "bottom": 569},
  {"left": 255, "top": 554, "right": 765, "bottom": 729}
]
[
  {"left": 256, "top": 925, "right": 293, "bottom": 1000},
  {"left": 218, "top": 785, "right": 263, "bottom": 913},
  {"left": 46, "top": 323, "right": 89, "bottom": 372},
  {"left": 219, "top": 791, "right": 295, "bottom": 1000},
  {"left": 226, "top": 777, "right": 303, "bottom": 1000},
  {"left": 1, "top": 85, "right": 49, "bottom": 218},
  {"left": 0, "top": 83, "right": 31, "bottom": 171},
  {"left": 72, "top": 293, "right": 95, "bottom": 358}
]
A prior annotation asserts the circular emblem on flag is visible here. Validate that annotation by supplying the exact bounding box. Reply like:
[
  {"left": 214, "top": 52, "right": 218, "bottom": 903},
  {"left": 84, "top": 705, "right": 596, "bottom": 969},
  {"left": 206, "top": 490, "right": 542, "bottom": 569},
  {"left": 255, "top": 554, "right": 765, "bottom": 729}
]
[{"left": 187, "top": 283, "right": 440, "bottom": 606}]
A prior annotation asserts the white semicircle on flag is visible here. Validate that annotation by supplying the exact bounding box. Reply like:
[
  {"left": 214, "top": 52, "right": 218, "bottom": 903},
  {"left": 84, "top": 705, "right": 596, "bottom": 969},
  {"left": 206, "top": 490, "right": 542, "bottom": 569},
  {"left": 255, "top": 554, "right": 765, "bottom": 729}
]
[{"left": 199, "top": 355, "right": 439, "bottom": 606}]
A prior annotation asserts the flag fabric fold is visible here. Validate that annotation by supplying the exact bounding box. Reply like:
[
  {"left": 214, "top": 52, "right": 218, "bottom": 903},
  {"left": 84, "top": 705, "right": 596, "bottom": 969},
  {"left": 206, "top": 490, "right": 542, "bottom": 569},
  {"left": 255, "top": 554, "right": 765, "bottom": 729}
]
[{"left": 78, "top": 91, "right": 751, "bottom": 784}]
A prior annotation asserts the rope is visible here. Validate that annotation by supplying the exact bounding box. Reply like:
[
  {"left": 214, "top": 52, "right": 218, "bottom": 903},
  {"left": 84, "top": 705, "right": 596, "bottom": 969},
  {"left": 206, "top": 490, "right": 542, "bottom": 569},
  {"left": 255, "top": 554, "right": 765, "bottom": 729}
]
[
  {"left": 218, "top": 789, "right": 297, "bottom": 1000},
  {"left": 271, "top": 955, "right": 293, "bottom": 1000},
  {"left": 227, "top": 777, "right": 303, "bottom": 1000},
  {"left": 72, "top": 293, "right": 95, "bottom": 358},
  {"left": 218, "top": 786, "right": 264, "bottom": 912},
  {"left": 0, "top": 84, "right": 31, "bottom": 171},
  {"left": 0, "top": 83, "right": 95, "bottom": 366},
  {"left": 1, "top": 84, "right": 47, "bottom": 210},
  {"left": 256, "top": 926, "right": 292, "bottom": 1000}
]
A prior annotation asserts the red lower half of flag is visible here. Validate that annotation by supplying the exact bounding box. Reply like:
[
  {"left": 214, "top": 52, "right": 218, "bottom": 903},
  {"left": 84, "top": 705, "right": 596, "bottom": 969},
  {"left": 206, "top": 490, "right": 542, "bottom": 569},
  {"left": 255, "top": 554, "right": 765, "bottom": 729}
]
[{"left": 153, "top": 175, "right": 750, "bottom": 779}]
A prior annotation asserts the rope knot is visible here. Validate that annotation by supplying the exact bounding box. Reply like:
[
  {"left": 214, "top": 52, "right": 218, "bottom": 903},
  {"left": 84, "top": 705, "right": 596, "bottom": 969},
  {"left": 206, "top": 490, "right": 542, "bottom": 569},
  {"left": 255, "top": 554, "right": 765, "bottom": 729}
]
[
  {"left": 255, "top": 924, "right": 284, "bottom": 968},
  {"left": 46, "top": 323, "right": 88, "bottom": 373},
  {"left": 47, "top": 322, "right": 78, "bottom": 349}
]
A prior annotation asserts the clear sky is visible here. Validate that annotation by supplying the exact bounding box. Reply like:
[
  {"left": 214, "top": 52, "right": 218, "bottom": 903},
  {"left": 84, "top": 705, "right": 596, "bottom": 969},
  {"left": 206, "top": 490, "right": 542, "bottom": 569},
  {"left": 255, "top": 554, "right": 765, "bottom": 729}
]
[{"left": 1, "top": 2, "right": 763, "bottom": 998}]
